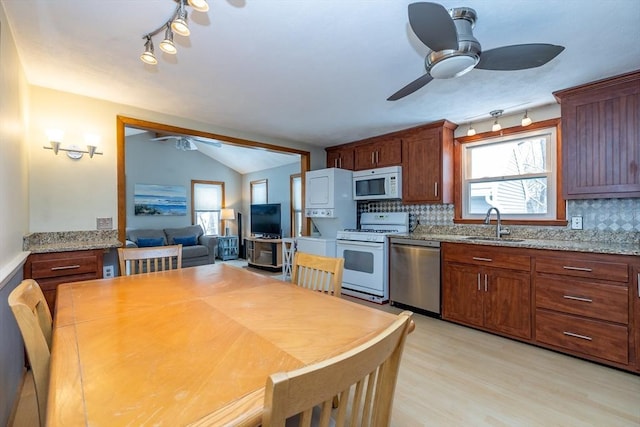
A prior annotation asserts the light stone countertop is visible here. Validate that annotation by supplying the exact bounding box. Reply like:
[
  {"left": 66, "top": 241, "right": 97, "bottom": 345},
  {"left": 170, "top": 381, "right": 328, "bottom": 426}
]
[{"left": 24, "top": 230, "right": 122, "bottom": 254}]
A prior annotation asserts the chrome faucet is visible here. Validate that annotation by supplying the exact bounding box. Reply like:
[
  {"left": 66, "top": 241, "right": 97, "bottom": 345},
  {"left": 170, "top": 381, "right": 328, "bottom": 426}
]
[{"left": 484, "top": 207, "right": 510, "bottom": 238}]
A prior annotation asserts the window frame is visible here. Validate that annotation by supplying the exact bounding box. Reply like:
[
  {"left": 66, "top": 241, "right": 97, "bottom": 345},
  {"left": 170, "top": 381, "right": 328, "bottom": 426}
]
[
  {"left": 290, "top": 173, "right": 302, "bottom": 237},
  {"left": 454, "top": 118, "right": 567, "bottom": 226},
  {"left": 191, "top": 180, "right": 226, "bottom": 235}
]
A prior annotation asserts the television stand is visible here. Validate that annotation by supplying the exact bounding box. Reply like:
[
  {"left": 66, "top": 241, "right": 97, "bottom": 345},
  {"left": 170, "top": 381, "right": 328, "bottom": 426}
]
[{"left": 245, "top": 237, "right": 282, "bottom": 272}]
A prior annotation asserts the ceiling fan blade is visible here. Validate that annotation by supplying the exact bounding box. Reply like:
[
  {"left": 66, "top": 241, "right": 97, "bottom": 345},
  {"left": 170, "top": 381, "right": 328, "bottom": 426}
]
[
  {"left": 192, "top": 138, "right": 222, "bottom": 147},
  {"left": 387, "top": 74, "right": 434, "bottom": 101},
  {"left": 408, "top": 2, "right": 458, "bottom": 51},
  {"left": 149, "top": 136, "right": 178, "bottom": 141},
  {"left": 476, "top": 44, "right": 565, "bottom": 71}
]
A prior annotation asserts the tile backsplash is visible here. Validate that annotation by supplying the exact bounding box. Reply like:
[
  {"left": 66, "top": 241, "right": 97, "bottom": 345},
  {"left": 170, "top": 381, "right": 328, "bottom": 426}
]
[{"left": 359, "top": 198, "right": 640, "bottom": 233}]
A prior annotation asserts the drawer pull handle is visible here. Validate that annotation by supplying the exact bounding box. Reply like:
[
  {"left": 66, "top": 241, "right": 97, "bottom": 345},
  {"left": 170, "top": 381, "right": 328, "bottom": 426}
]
[
  {"left": 50, "top": 265, "right": 81, "bottom": 271},
  {"left": 563, "top": 295, "right": 593, "bottom": 303},
  {"left": 563, "top": 331, "right": 592, "bottom": 341},
  {"left": 562, "top": 266, "right": 593, "bottom": 272},
  {"left": 472, "top": 257, "right": 493, "bottom": 262}
]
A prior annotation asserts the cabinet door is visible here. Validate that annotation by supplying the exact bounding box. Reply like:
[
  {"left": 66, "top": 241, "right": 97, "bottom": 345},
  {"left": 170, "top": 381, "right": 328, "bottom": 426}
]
[
  {"left": 442, "top": 263, "right": 484, "bottom": 327},
  {"left": 354, "top": 143, "right": 377, "bottom": 170},
  {"left": 375, "top": 138, "right": 402, "bottom": 168},
  {"left": 483, "top": 268, "right": 532, "bottom": 339},
  {"left": 634, "top": 265, "right": 640, "bottom": 372},
  {"left": 558, "top": 72, "right": 640, "bottom": 198},
  {"left": 402, "top": 129, "right": 442, "bottom": 203},
  {"left": 326, "top": 148, "right": 354, "bottom": 170}
]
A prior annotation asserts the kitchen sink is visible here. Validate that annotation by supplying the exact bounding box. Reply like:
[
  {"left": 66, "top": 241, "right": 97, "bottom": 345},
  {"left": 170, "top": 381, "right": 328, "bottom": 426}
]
[{"left": 464, "top": 236, "right": 525, "bottom": 243}]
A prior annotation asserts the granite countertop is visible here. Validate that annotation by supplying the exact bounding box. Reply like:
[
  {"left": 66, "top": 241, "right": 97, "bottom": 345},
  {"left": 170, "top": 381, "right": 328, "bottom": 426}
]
[
  {"left": 389, "top": 226, "right": 640, "bottom": 257},
  {"left": 24, "top": 230, "right": 122, "bottom": 254}
]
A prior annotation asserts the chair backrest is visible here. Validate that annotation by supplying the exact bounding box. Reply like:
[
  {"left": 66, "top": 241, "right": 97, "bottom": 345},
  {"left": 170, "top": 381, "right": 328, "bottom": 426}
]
[
  {"left": 281, "top": 238, "right": 296, "bottom": 281},
  {"left": 8, "top": 279, "right": 53, "bottom": 427},
  {"left": 263, "top": 310, "right": 413, "bottom": 427},
  {"left": 290, "top": 252, "right": 344, "bottom": 297},
  {"left": 118, "top": 244, "right": 183, "bottom": 276}
]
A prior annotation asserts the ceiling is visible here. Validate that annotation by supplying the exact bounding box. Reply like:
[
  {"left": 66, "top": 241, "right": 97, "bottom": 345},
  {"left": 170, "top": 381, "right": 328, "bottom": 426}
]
[{"left": 3, "top": 0, "right": 640, "bottom": 153}]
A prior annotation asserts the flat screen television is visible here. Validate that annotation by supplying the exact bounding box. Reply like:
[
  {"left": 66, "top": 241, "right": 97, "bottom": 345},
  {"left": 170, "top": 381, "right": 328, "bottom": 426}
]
[{"left": 250, "top": 203, "right": 281, "bottom": 238}]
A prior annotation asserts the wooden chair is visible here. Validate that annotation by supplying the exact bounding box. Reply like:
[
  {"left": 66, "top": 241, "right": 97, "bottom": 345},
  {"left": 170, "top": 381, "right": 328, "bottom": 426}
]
[
  {"left": 262, "top": 310, "right": 414, "bottom": 427},
  {"left": 8, "top": 279, "right": 53, "bottom": 427},
  {"left": 290, "top": 252, "right": 344, "bottom": 297},
  {"left": 118, "top": 244, "right": 183, "bottom": 276}
]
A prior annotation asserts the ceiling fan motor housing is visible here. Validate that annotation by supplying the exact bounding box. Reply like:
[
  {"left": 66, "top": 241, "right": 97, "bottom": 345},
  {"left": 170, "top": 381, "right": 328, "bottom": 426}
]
[{"left": 426, "top": 7, "right": 481, "bottom": 79}]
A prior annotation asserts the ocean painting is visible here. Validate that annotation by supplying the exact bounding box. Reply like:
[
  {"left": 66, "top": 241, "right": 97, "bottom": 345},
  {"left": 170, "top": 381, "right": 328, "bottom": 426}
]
[{"left": 134, "top": 184, "right": 187, "bottom": 216}]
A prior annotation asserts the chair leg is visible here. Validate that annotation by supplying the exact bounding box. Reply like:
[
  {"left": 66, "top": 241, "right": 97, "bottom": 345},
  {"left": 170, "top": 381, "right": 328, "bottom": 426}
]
[{"left": 332, "top": 394, "right": 340, "bottom": 408}]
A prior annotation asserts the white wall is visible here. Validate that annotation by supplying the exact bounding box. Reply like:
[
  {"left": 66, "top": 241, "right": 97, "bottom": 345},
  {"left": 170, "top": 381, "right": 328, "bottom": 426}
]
[
  {"left": 0, "top": 4, "right": 30, "bottom": 424},
  {"left": 125, "top": 131, "right": 243, "bottom": 231}
]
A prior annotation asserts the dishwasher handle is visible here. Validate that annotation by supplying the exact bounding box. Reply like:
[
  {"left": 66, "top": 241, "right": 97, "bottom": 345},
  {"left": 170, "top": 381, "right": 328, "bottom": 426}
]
[{"left": 390, "top": 239, "right": 440, "bottom": 248}]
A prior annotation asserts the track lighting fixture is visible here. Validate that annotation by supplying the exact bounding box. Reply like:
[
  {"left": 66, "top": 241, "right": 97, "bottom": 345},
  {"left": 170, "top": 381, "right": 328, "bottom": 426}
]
[
  {"left": 467, "top": 124, "right": 476, "bottom": 137},
  {"left": 490, "top": 110, "right": 503, "bottom": 132},
  {"left": 140, "top": 36, "right": 157, "bottom": 65},
  {"left": 140, "top": 0, "right": 209, "bottom": 65},
  {"left": 521, "top": 110, "right": 532, "bottom": 127}
]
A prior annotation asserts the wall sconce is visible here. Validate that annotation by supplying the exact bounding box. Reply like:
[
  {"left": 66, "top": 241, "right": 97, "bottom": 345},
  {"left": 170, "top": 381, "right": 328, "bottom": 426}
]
[
  {"left": 490, "top": 110, "right": 503, "bottom": 132},
  {"left": 521, "top": 110, "right": 533, "bottom": 127},
  {"left": 220, "top": 208, "right": 235, "bottom": 236},
  {"left": 44, "top": 129, "right": 103, "bottom": 159}
]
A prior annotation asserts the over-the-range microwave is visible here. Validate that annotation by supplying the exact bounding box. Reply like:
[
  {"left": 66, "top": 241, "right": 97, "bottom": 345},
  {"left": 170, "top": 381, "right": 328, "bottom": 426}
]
[{"left": 353, "top": 166, "right": 402, "bottom": 200}]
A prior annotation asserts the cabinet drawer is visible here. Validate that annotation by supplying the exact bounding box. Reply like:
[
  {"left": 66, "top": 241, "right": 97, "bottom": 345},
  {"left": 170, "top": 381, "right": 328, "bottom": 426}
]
[
  {"left": 443, "top": 243, "right": 530, "bottom": 271},
  {"left": 30, "top": 255, "right": 99, "bottom": 279},
  {"left": 535, "top": 277, "right": 628, "bottom": 324},
  {"left": 535, "top": 256, "right": 628, "bottom": 282},
  {"left": 536, "top": 310, "right": 628, "bottom": 364}
]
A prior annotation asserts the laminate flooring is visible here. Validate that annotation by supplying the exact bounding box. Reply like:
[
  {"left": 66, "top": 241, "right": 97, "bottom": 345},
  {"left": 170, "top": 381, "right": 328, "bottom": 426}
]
[{"left": 10, "top": 263, "right": 640, "bottom": 426}]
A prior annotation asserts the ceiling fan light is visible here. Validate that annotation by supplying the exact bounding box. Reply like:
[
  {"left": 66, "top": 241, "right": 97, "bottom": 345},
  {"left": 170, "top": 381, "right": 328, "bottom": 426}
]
[
  {"left": 188, "top": 0, "right": 209, "bottom": 12},
  {"left": 140, "top": 37, "right": 157, "bottom": 65},
  {"left": 160, "top": 26, "right": 177, "bottom": 54},
  {"left": 172, "top": 7, "right": 190, "bottom": 36},
  {"left": 521, "top": 111, "right": 532, "bottom": 127},
  {"left": 428, "top": 53, "right": 477, "bottom": 79}
]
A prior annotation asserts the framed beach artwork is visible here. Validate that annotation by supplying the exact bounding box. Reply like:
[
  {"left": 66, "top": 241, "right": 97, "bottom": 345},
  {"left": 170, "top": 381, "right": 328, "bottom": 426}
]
[{"left": 134, "top": 184, "right": 187, "bottom": 216}]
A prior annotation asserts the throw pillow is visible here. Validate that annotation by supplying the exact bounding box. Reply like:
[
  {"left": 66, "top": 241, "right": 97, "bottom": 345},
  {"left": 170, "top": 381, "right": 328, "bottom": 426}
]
[
  {"left": 136, "top": 237, "right": 165, "bottom": 247},
  {"left": 173, "top": 235, "right": 198, "bottom": 246}
]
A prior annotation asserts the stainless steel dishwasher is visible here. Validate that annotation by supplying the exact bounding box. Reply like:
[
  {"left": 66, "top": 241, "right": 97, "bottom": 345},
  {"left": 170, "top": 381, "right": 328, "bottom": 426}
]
[{"left": 389, "top": 238, "right": 441, "bottom": 316}]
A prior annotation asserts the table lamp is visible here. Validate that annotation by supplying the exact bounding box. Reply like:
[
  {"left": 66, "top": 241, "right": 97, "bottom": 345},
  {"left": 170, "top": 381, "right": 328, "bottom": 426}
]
[{"left": 220, "top": 208, "right": 235, "bottom": 236}]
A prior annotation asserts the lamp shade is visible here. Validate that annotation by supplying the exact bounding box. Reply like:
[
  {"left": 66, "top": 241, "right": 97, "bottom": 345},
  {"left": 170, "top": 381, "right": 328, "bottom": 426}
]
[{"left": 221, "top": 208, "right": 235, "bottom": 220}]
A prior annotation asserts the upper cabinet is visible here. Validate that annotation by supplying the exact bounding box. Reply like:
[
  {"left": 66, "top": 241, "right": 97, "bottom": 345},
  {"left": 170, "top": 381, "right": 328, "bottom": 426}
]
[
  {"left": 554, "top": 70, "right": 640, "bottom": 199},
  {"left": 325, "top": 120, "right": 457, "bottom": 204}
]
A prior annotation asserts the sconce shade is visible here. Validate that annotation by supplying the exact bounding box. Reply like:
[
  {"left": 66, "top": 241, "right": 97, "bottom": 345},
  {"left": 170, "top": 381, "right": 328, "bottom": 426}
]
[
  {"left": 188, "top": 0, "right": 209, "bottom": 12},
  {"left": 221, "top": 208, "right": 235, "bottom": 220},
  {"left": 50, "top": 141, "right": 61, "bottom": 154}
]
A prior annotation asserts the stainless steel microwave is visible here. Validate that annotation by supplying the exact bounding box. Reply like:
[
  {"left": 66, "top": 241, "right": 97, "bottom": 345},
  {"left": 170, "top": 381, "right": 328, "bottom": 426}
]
[{"left": 352, "top": 166, "right": 402, "bottom": 200}]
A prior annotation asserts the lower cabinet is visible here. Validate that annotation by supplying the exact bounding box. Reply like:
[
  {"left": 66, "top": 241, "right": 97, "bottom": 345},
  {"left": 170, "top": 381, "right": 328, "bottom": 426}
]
[
  {"left": 24, "top": 249, "right": 104, "bottom": 314},
  {"left": 442, "top": 243, "right": 531, "bottom": 340},
  {"left": 633, "top": 265, "right": 640, "bottom": 373}
]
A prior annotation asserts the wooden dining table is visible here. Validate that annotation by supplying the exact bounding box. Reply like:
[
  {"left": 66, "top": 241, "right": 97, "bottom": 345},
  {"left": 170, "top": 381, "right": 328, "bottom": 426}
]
[{"left": 46, "top": 263, "right": 399, "bottom": 426}]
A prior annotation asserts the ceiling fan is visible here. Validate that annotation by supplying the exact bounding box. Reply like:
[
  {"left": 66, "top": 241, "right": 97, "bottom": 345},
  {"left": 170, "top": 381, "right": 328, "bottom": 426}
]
[
  {"left": 387, "top": 2, "right": 565, "bottom": 101},
  {"left": 150, "top": 135, "right": 222, "bottom": 151}
]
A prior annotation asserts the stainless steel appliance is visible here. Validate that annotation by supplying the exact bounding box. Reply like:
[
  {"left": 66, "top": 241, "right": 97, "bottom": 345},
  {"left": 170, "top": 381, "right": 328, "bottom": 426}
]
[
  {"left": 352, "top": 166, "right": 402, "bottom": 200},
  {"left": 336, "top": 212, "right": 409, "bottom": 303},
  {"left": 389, "top": 238, "right": 441, "bottom": 316}
]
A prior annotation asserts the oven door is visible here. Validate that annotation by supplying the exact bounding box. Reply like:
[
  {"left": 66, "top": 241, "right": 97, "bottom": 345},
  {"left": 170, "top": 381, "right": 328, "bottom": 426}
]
[{"left": 336, "top": 240, "right": 386, "bottom": 296}]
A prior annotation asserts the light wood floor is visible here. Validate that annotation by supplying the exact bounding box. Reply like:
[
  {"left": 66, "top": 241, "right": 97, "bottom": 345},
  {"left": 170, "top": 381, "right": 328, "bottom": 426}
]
[{"left": 10, "top": 263, "right": 640, "bottom": 426}]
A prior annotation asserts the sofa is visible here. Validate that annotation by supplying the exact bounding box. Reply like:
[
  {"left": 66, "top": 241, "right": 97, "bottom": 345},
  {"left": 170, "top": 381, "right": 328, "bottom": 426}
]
[{"left": 125, "top": 225, "right": 218, "bottom": 268}]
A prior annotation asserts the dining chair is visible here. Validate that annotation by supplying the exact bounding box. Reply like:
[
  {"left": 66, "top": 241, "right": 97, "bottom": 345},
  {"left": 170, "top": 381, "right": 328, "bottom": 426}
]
[
  {"left": 290, "top": 252, "right": 344, "bottom": 297},
  {"left": 281, "top": 237, "right": 296, "bottom": 281},
  {"left": 262, "top": 310, "right": 414, "bottom": 427},
  {"left": 118, "top": 244, "right": 183, "bottom": 275},
  {"left": 8, "top": 279, "right": 53, "bottom": 427}
]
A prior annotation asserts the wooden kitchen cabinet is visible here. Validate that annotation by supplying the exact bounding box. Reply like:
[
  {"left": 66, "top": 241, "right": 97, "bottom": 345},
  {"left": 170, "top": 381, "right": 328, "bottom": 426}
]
[
  {"left": 633, "top": 264, "right": 640, "bottom": 373},
  {"left": 553, "top": 70, "right": 640, "bottom": 199},
  {"left": 353, "top": 137, "right": 402, "bottom": 170},
  {"left": 402, "top": 120, "right": 456, "bottom": 204},
  {"left": 24, "top": 249, "right": 104, "bottom": 314},
  {"left": 326, "top": 146, "right": 354, "bottom": 170},
  {"left": 534, "top": 252, "right": 632, "bottom": 368},
  {"left": 442, "top": 243, "right": 532, "bottom": 340}
]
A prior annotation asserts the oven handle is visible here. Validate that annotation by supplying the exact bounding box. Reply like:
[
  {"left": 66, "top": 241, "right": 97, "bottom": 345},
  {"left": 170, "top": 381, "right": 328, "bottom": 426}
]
[{"left": 337, "top": 240, "right": 384, "bottom": 248}]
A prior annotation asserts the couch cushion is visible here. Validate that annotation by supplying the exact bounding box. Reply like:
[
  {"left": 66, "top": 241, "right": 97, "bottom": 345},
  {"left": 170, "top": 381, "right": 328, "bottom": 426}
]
[
  {"left": 182, "top": 245, "right": 208, "bottom": 258},
  {"left": 164, "top": 225, "right": 204, "bottom": 245},
  {"left": 127, "top": 229, "right": 167, "bottom": 246},
  {"left": 136, "top": 237, "right": 166, "bottom": 247},
  {"left": 174, "top": 235, "right": 198, "bottom": 246}
]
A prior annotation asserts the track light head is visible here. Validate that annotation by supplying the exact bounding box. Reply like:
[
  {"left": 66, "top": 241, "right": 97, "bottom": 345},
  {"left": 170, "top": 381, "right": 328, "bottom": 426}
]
[
  {"left": 188, "top": 0, "right": 209, "bottom": 12},
  {"left": 159, "top": 25, "right": 177, "bottom": 54},
  {"left": 467, "top": 124, "right": 476, "bottom": 136},
  {"left": 172, "top": 3, "right": 190, "bottom": 36},
  {"left": 521, "top": 110, "right": 532, "bottom": 127},
  {"left": 490, "top": 109, "right": 503, "bottom": 132},
  {"left": 140, "top": 37, "right": 157, "bottom": 65}
]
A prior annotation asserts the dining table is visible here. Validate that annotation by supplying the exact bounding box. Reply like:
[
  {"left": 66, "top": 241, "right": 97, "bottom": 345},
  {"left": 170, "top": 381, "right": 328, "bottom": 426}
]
[{"left": 46, "top": 263, "right": 400, "bottom": 426}]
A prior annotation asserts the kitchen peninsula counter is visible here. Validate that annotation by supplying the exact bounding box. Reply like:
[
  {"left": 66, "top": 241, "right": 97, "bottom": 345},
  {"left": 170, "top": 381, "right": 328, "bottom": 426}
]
[{"left": 23, "top": 230, "right": 121, "bottom": 253}]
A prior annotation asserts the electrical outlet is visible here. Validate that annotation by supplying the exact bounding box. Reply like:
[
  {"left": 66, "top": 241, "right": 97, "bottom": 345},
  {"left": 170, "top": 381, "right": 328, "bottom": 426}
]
[
  {"left": 571, "top": 216, "right": 583, "bottom": 230},
  {"left": 97, "top": 217, "right": 113, "bottom": 230},
  {"left": 103, "top": 265, "right": 114, "bottom": 278}
]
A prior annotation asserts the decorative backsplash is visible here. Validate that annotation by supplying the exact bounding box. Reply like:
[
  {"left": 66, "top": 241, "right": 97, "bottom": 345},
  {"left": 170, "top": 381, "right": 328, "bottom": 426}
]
[{"left": 358, "top": 198, "right": 640, "bottom": 233}]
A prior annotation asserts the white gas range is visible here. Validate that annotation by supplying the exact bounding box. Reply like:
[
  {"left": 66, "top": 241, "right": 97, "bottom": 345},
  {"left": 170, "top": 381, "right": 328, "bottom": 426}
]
[{"left": 336, "top": 212, "right": 409, "bottom": 303}]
